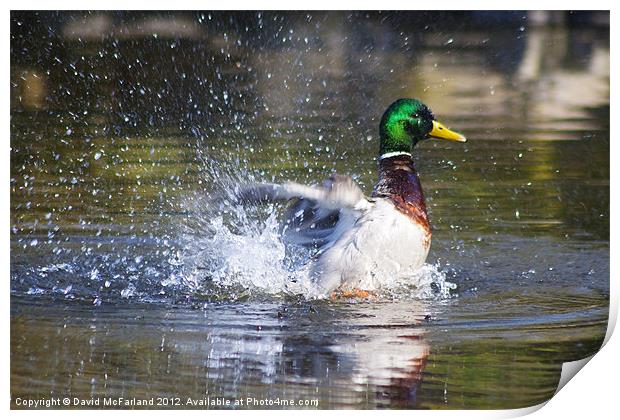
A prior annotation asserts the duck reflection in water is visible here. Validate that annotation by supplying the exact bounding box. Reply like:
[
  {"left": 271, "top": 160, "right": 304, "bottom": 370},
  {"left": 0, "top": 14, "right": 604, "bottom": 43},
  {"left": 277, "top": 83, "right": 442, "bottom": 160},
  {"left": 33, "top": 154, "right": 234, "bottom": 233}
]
[{"left": 252, "top": 301, "right": 430, "bottom": 407}]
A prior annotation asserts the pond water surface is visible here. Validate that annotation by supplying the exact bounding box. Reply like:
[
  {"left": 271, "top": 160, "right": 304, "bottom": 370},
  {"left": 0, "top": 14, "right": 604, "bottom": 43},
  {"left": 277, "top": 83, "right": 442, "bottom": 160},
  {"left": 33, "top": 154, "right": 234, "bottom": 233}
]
[{"left": 11, "top": 11, "right": 609, "bottom": 409}]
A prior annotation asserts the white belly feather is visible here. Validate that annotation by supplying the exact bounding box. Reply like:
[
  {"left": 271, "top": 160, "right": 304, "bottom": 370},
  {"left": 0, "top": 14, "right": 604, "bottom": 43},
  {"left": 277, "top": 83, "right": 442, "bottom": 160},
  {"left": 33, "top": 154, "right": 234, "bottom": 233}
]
[{"left": 311, "top": 198, "right": 430, "bottom": 293}]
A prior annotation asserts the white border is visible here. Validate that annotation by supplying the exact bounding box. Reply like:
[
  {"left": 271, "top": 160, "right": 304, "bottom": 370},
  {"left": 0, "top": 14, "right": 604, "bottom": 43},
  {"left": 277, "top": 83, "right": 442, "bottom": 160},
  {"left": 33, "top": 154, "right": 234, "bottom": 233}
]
[{"left": 3, "top": 3, "right": 617, "bottom": 420}]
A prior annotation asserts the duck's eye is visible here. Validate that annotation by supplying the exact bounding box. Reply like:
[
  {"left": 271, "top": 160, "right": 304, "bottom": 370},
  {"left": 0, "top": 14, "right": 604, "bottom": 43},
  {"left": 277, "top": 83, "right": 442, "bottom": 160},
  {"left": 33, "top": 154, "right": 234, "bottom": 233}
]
[{"left": 411, "top": 113, "right": 420, "bottom": 119}]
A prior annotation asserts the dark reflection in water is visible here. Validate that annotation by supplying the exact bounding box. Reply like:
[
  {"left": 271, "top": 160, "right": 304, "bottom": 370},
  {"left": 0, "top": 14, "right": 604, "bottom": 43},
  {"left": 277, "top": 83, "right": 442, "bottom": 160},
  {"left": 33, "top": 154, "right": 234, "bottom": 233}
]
[{"left": 11, "top": 11, "right": 609, "bottom": 409}]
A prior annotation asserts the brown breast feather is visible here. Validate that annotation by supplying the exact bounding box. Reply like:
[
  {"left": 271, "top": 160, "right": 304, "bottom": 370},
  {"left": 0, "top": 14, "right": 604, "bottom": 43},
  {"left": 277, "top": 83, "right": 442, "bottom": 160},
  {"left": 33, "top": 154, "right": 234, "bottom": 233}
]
[{"left": 371, "top": 155, "right": 431, "bottom": 245}]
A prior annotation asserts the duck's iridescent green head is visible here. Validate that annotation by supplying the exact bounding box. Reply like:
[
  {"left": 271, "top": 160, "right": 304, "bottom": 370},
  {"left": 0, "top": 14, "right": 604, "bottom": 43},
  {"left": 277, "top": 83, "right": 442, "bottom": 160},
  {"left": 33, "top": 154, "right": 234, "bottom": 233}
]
[{"left": 379, "top": 98, "right": 466, "bottom": 157}]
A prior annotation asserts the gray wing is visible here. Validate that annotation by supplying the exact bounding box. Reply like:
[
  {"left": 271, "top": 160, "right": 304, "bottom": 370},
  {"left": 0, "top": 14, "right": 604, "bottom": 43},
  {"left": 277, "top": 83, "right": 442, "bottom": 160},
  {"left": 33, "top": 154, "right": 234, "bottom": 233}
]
[{"left": 234, "top": 174, "right": 370, "bottom": 248}]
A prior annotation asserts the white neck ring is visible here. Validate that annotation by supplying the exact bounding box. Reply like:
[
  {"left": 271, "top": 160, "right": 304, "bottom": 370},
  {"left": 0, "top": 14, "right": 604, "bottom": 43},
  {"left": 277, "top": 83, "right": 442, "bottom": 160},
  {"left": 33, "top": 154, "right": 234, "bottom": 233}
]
[{"left": 379, "top": 151, "right": 412, "bottom": 160}]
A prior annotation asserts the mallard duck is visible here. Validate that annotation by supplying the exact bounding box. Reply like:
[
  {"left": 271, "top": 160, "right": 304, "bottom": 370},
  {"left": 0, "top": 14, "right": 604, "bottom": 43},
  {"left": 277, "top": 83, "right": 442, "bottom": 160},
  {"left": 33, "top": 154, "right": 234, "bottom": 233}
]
[{"left": 237, "top": 98, "right": 466, "bottom": 297}]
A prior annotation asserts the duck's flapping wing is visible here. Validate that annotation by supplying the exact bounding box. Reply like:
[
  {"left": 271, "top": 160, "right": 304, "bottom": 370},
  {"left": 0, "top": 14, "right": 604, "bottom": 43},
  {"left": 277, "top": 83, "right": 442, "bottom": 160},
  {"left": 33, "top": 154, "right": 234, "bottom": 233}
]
[
  {"left": 234, "top": 174, "right": 370, "bottom": 248},
  {"left": 234, "top": 174, "right": 370, "bottom": 211}
]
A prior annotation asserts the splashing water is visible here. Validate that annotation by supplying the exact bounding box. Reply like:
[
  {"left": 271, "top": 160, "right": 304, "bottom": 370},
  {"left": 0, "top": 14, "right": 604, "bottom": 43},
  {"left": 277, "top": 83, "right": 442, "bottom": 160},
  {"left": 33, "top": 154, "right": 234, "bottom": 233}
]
[
  {"left": 172, "top": 157, "right": 457, "bottom": 301},
  {"left": 171, "top": 154, "right": 318, "bottom": 298},
  {"left": 177, "top": 209, "right": 314, "bottom": 298},
  {"left": 14, "top": 151, "right": 457, "bottom": 303}
]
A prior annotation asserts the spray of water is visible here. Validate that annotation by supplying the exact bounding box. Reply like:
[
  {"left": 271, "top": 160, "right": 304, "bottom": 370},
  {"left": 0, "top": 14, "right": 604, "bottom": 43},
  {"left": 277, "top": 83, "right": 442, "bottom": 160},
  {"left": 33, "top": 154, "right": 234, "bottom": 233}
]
[
  {"left": 18, "top": 152, "right": 457, "bottom": 303},
  {"left": 172, "top": 154, "right": 457, "bottom": 301}
]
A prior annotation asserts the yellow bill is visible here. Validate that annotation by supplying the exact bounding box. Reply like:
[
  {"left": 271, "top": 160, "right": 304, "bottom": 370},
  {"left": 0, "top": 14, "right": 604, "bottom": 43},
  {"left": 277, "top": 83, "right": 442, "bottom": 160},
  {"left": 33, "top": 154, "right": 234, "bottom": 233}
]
[{"left": 429, "top": 120, "right": 467, "bottom": 142}]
